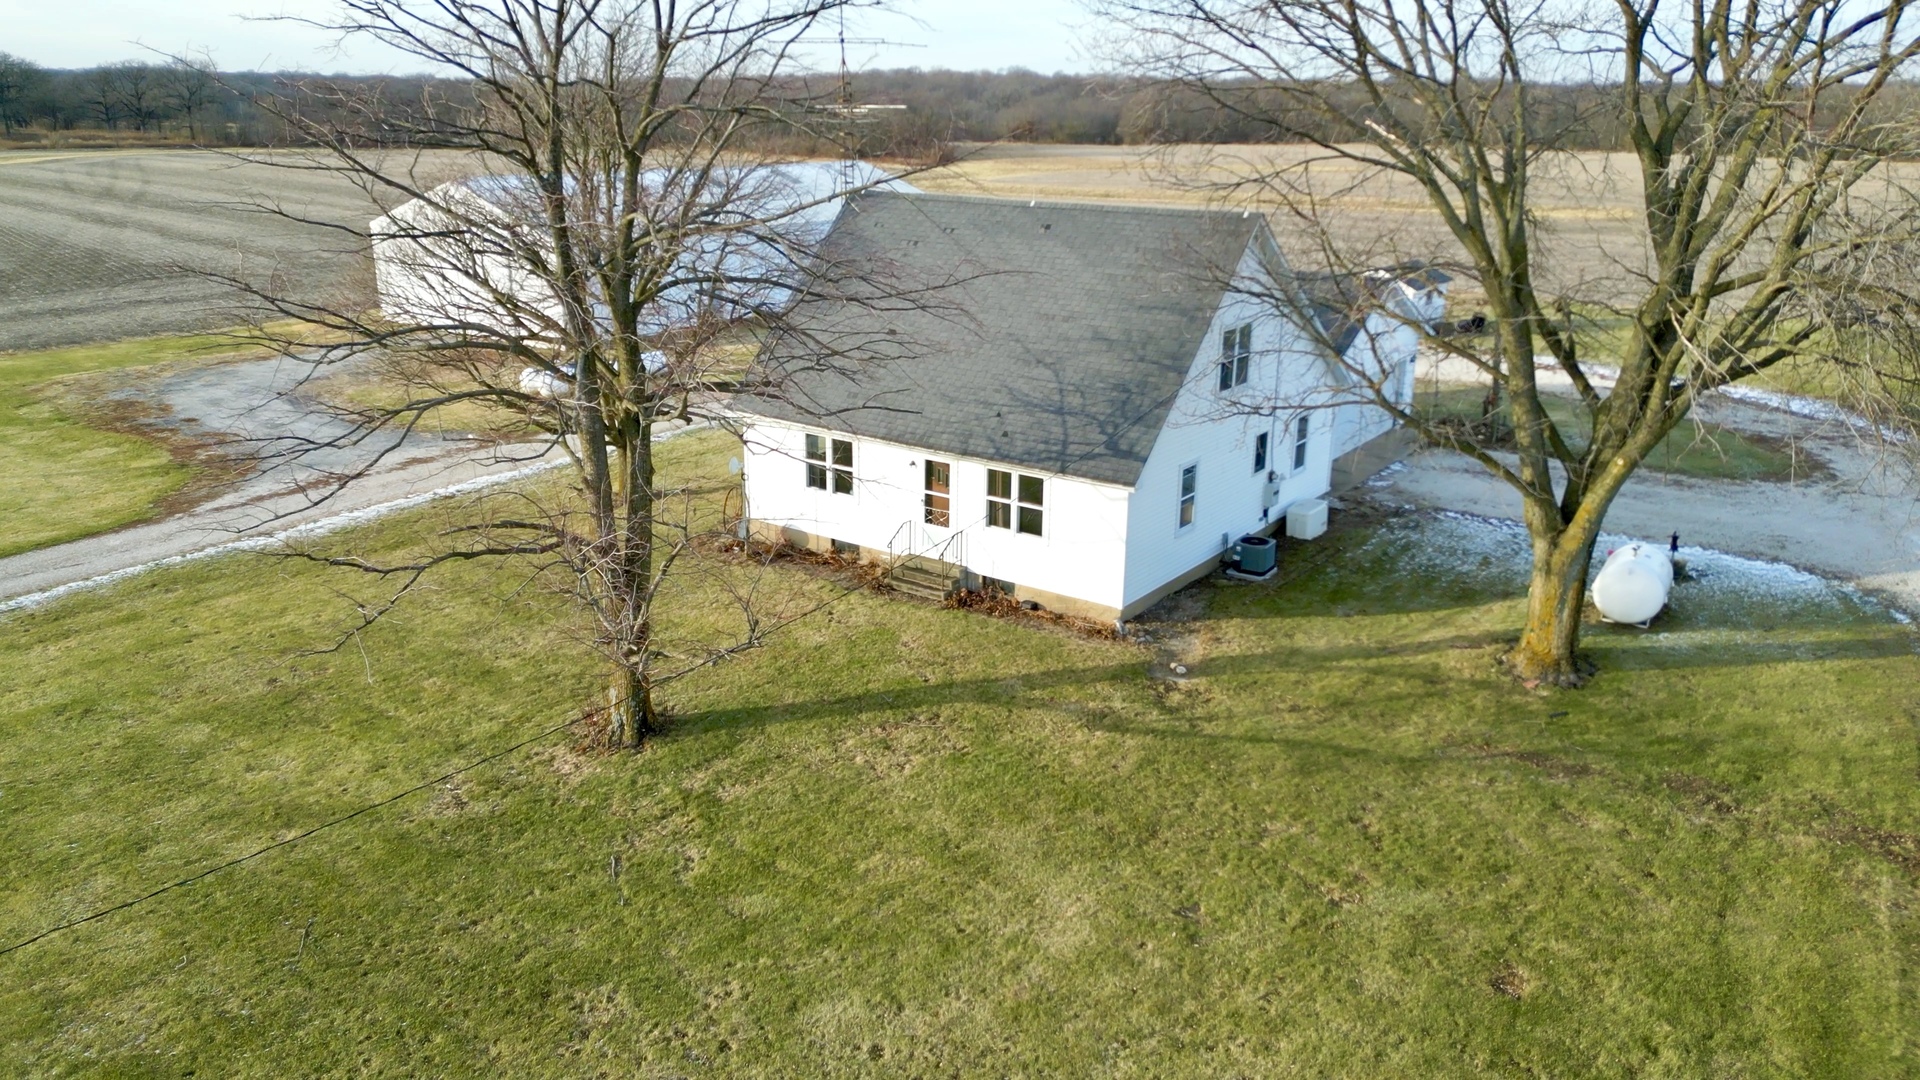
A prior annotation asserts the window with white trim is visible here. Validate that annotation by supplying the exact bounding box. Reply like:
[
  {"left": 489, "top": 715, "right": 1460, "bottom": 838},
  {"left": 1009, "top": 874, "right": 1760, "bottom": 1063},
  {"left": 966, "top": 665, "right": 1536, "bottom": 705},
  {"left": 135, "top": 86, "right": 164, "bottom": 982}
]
[
  {"left": 1292, "top": 415, "right": 1311, "bottom": 471},
  {"left": 805, "top": 433, "right": 853, "bottom": 494},
  {"left": 1253, "top": 431, "right": 1268, "bottom": 473},
  {"left": 987, "top": 468, "right": 1044, "bottom": 536},
  {"left": 1217, "top": 324, "right": 1252, "bottom": 391},
  {"left": 1177, "top": 464, "right": 1197, "bottom": 529}
]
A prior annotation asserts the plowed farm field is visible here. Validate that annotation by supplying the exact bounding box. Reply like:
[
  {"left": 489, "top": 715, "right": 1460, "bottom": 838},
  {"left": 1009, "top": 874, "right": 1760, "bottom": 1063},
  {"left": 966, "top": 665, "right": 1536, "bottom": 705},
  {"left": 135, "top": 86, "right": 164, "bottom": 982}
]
[
  {"left": 0, "top": 150, "right": 391, "bottom": 351},
  {"left": 917, "top": 142, "right": 1920, "bottom": 304}
]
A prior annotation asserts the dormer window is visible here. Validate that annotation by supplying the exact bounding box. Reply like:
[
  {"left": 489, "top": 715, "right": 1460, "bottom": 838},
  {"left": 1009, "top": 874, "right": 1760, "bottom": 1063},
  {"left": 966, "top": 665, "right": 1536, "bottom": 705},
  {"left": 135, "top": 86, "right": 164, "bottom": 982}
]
[{"left": 1217, "top": 323, "right": 1252, "bottom": 391}]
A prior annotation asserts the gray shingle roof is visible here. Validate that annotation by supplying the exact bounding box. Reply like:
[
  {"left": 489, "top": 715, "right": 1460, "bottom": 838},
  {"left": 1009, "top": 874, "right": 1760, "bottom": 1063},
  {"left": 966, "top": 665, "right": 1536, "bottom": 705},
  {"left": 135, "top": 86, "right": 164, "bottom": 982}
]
[{"left": 732, "top": 191, "right": 1265, "bottom": 487}]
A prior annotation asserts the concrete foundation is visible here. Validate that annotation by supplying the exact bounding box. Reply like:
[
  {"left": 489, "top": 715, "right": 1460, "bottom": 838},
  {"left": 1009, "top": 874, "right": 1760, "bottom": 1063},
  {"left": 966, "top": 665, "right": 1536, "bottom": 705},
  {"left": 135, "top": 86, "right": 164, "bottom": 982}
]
[
  {"left": 749, "top": 520, "right": 1130, "bottom": 621},
  {"left": 1117, "top": 549, "right": 1228, "bottom": 621}
]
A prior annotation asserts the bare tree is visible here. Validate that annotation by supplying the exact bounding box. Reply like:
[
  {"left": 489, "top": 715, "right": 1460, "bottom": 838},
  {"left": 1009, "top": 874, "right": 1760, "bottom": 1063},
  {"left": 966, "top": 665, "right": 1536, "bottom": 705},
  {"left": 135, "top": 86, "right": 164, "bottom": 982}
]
[
  {"left": 81, "top": 66, "right": 120, "bottom": 130},
  {"left": 1098, "top": 0, "right": 1920, "bottom": 684},
  {"left": 214, "top": 0, "right": 937, "bottom": 746},
  {"left": 160, "top": 60, "right": 218, "bottom": 142},
  {"left": 0, "top": 52, "right": 42, "bottom": 135},
  {"left": 112, "top": 62, "right": 162, "bottom": 132}
]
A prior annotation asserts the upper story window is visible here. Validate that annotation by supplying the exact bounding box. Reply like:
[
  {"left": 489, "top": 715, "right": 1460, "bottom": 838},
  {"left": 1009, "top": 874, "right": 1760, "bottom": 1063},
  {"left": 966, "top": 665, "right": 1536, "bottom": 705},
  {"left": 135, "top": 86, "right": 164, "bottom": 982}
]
[
  {"left": 1217, "top": 323, "right": 1252, "bottom": 391},
  {"left": 1253, "top": 431, "right": 1268, "bottom": 474},
  {"left": 987, "top": 468, "right": 1044, "bottom": 536},
  {"left": 805, "top": 433, "right": 853, "bottom": 494},
  {"left": 1177, "top": 464, "right": 1197, "bottom": 529},
  {"left": 1292, "top": 415, "right": 1311, "bottom": 471}
]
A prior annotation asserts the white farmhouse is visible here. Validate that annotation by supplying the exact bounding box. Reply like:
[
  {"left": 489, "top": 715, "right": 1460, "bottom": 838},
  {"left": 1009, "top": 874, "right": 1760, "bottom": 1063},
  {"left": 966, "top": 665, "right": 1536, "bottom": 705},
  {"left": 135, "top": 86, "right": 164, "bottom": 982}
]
[{"left": 732, "top": 192, "right": 1446, "bottom": 622}]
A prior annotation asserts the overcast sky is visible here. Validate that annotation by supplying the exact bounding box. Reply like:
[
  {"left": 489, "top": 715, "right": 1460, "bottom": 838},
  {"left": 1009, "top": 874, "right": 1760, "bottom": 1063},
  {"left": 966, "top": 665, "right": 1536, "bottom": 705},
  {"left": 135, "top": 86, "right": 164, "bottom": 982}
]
[{"left": 0, "top": 0, "right": 1103, "bottom": 74}]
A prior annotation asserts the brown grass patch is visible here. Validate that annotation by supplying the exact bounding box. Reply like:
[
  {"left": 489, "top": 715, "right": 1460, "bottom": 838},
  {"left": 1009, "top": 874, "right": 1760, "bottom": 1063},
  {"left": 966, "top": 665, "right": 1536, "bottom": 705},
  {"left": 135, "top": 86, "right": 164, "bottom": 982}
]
[
  {"left": 1462, "top": 743, "right": 1599, "bottom": 780},
  {"left": 34, "top": 368, "right": 255, "bottom": 515},
  {"left": 1821, "top": 815, "right": 1920, "bottom": 876},
  {"left": 1663, "top": 773, "right": 1740, "bottom": 816},
  {"left": 1489, "top": 960, "right": 1536, "bottom": 999}
]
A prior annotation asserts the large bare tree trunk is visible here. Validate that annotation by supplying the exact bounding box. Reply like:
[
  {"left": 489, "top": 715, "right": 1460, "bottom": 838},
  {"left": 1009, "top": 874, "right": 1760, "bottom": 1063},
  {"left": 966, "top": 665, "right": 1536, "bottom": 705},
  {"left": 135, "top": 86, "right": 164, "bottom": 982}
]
[
  {"left": 609, "top": 417, "right": 658, "bottom": 747},
  {"left": 610, "top": 666, "right": 654, "bottom": 748},
  {"left": 1511, "top": 518, "right": 1601, "bottom": 684}
]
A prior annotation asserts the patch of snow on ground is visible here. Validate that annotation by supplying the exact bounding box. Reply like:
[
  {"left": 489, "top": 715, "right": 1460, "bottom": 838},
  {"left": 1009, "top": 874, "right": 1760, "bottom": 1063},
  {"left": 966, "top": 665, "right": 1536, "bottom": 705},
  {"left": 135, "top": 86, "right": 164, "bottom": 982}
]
[
  {"left": 1372, "top": 510, "right": 1906, "bottom": 629},
  {"left": 1424, "top": 351, "right": 1908, "bottom": 443},
  {"left": 1711, "top": 384, "right": 1909, "bottom": 444},
  {"left": 1363, "top": 461, "right": 1408, "bottom": 489}
]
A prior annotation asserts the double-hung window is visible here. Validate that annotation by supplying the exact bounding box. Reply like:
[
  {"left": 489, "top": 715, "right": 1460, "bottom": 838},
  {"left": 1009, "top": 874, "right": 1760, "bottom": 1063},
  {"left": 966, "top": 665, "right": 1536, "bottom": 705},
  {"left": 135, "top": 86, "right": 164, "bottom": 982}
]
[
  {"left": 987, "top": 468, "right": 1044, "bottom": 536},
  {"left": 1292, "top": 415, "right": 1311, "bottom": 471},
  {"left": 1177, "top": 464, "right": 1197, "bottom": 529},
  {"left": 805, "top": 433, "right": 853, "bottom": 494},
  {"left": 1217, "top": 324, "right": 1252, "bottom": 391},
  {"left": 1253, "top": 431, "right": 1269, "bottom": 474}
]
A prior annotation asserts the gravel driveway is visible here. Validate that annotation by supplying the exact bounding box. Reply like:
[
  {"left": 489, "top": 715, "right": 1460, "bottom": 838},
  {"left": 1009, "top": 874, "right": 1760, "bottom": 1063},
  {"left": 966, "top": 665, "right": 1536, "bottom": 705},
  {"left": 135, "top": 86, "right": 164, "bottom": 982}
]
[
  {"left": 1372, "top": 380, "right": 1920, "bottom": 611},
  {"left": 0, "top": 350, "right": 707, "bottom": 608}
]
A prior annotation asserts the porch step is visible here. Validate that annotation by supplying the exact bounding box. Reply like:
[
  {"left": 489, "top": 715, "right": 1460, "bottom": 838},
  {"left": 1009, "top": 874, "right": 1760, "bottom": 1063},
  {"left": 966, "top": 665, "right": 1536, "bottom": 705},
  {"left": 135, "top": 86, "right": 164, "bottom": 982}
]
[{"left": 887, "top": 556, "right": 962, "bottom": 601}]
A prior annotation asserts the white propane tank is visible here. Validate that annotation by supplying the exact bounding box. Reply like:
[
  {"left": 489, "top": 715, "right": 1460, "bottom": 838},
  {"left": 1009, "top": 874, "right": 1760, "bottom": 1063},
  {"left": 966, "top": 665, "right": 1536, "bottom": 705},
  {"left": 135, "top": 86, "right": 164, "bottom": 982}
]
[
  {"left": 518, "top": 367, "right": 570, "bottom": 399},
  {"left": 1591, "top": 542, "right": 1674, "bottom": 625}
]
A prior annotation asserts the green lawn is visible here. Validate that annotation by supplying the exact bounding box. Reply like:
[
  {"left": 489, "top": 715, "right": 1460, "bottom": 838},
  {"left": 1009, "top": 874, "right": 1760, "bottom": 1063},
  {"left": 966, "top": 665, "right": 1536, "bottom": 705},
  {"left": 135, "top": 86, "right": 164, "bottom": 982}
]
[
  {"left": 0, "top": 332, "right": 256, "bottom": 557},
  {"left": 1416, "top": 385, "right": 1816, "bottom": 481},
  {"left": 2, "top": 431, "right": 1916, "bottom": 1075}
]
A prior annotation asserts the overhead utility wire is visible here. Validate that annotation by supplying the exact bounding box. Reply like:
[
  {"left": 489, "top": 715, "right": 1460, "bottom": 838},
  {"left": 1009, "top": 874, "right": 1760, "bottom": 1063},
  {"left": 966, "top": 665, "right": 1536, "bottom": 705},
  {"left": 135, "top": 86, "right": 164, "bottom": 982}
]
[{"left": 0, "top": 715, "right": 584, "bottom": 958}]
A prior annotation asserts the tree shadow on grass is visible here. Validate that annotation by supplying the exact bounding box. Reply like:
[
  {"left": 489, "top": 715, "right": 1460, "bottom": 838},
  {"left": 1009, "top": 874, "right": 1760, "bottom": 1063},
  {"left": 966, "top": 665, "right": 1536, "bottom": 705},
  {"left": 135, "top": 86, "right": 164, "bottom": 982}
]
[
  {"left": 671, "top": 659, "right": 1155, "bottom": 735},
  {"left": 674, "top": 613, "right": 1913, "bottom": 741},
  {"left": 1210, "top": 577, "right": 1532, "bottom": 620},
  {"left": 672, "top": 652, "right": 1449, "bottom": 766},
  {"left": 1585, "top": 629, "right": 1917, "bottom": 673}
]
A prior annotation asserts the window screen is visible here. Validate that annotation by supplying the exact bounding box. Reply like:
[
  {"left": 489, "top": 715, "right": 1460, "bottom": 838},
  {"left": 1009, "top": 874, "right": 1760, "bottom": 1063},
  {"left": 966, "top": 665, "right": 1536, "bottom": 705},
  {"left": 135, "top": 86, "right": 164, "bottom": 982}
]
[
  {"left": 1218, "top": 323, "right": 1252, "bottom": 390},
  {"left": 805, "top": 434, "right": 853, "bottom": 493},
  {"left": 1017, "top": 476, "right": 1044, "bottom": 536},
  {"left": 987, "top": 468, "right": 1043, "bottom": 535},
  {"left": 804, "top": 434, "right": 827, "bottom": 490}
]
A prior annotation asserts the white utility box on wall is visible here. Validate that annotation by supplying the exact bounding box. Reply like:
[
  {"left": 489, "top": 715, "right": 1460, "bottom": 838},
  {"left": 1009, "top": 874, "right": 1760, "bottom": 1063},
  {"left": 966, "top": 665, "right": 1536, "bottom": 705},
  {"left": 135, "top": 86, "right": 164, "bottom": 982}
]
[{"left": 1285, "top": 498, "right": 1329, "bottom": 540}]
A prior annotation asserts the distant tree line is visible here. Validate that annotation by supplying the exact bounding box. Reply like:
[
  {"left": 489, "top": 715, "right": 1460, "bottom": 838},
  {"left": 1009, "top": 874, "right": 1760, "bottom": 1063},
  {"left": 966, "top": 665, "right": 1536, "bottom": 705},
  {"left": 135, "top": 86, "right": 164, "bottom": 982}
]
[
  {"left": 0, "top": 53, "right": 449, "bottom": 143},
  {"left": 3, "top": 52, "right": 1916, "bottom": 153},
  {"left": 841, "top": 69, "right": 1920, "bottom": 154}
]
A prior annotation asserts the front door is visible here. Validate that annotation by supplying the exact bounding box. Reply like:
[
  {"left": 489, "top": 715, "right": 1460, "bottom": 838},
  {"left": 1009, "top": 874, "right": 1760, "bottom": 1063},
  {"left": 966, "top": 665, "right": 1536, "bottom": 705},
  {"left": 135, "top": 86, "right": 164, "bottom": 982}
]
[
  {"left": 923, "top": 459, "right": 951, "bottom": 526},
  {"left": 919, "top": 459, "right": 953, "bottom": 557}
]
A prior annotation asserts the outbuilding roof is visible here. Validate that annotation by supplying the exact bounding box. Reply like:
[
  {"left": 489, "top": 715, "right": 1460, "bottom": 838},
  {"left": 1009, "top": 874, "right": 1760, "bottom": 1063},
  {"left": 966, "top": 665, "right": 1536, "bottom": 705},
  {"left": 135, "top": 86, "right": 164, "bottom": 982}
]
[
  {"left": 373, "top": 161, "right": 918, "bottom": 334},
  {"left": 733, "top": 191, "right": 1270, "bottom": 487}
]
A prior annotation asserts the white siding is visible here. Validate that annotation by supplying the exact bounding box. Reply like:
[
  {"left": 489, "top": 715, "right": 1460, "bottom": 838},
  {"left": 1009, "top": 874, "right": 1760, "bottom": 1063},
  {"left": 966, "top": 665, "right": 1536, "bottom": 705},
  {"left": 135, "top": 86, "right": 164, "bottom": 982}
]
[
  {"left": 1119, "top": 244, "right": 1341, "bottom": 611},
  {"left": 1331, "top": 310, "right": 1419, "bottom": 458},
  {"left": 371, "top": 191, "right": 563, "bottom": 335},
  {"left": 1330, "top": 282, "right": 1446, "bottom": 458},
  {"left": 741, "top": 421, "right": 1133, "bottom": 612}
]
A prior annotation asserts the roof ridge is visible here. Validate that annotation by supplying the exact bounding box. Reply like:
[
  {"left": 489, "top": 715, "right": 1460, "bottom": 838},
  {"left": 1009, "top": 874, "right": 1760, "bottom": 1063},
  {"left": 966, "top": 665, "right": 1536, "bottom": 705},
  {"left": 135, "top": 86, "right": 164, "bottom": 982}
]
[{"left": 851, "top": 188, "right": 1266, "bottom": 224}]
